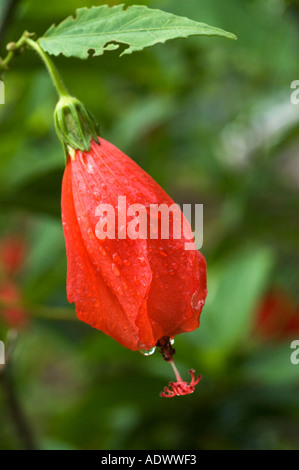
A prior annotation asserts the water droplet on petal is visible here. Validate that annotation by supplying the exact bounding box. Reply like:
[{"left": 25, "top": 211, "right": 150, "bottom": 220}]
[
  {"left": 139, "top": 347, "right": 156, "bottom": 356},
  {"left": 99, "top": 246, "right": 107, "bottom": 256},
  {"left": 112, "top": 253, "right": 123, "bottom": 265},
  {"left": 124, "top": 260, "right": 131, "bottom": 267},
  {"left": 87, "top": 162, "right": 94, "bottom": 173},
  {"left": 112, "top": 263, "right": 120, "bottom": 276},
  {"left": 191, "top": 289, "right": 205, "bottom": 311},
  {"left": 138, "top": 256, "right": 147, "bottom": 267},
  {"left": 159, "top": 248, "right": 167, "bottom": 257},
  {"left": 81, "top": 154, "right": 88, "bottom": 166}
]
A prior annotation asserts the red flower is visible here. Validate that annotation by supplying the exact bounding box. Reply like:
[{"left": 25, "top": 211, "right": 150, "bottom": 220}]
[
  {"left": 0, "top": 281, "right": 28, "bottom": 329},
  {"left": 0, "top": 235, "right": 28, "bottom": 329},
  {"left": 254, "top": 289, "right": 299, "bottom": 340},
  {"left": 160, "top": 361, "right": 201, "bottom": 397},
  {"left": 61, "top": 138, "right": 207, "bottom": 352},
  {"left": 0, "top": 236, "right": 26, "bottom": 277}
]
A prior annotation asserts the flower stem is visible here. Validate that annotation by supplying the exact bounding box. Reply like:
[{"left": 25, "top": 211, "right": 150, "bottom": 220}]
[
  {"left": 24, "top": 37, "right": 69, "bottom": 98},
  {"left": 0, "top": 31, "right": 28, "bottom": 73},
  {"left": 0, "top": 297, "right": 76, "bottom": 321},
  {"left": 0, "top": 32, "right": 69, "bottom": 98},
  {"left": 169, "top": 358, "right": 183, "bottom": 382},
  {"left": 28, "top": 304, "right": 77, "bottom": 321}
]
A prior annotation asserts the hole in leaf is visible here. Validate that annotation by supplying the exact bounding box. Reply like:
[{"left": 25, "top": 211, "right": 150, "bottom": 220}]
[
  {"left": 103, "top": 42, "right": 120, "bottom": 52},
  {"left": 87, "top": 48, "right": 96, "bottom": 57},
  {"left": 103, "top": 41, "right": 130, "bottom": 55}
]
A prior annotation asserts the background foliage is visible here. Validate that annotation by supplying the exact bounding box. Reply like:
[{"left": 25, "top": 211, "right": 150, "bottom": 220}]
[{"left": 0, "top": 0, "right": 299, "bottom": 450}]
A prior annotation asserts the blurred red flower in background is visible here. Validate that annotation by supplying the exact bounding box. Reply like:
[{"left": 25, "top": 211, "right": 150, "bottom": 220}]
[
  {"left": 0, "top": 281, "right": 28, "bottom": 329},
  {"left": 0, "top": 236, "right": 28, "bottom": 329},
  {"left": 0, "top": 236, "right": 26, "bottom": 277},
  {"left": 254, "top": 289, "right": 299, "bottom": 340}
]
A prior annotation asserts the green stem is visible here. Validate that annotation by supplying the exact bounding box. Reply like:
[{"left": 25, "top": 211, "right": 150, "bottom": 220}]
[
  {"left": 28, "top": 304, "right": 77, "bottom": 321},
  {"left": 24, "top": 37, "right": 69, "bottom": 98},
  {"left": 0, "top": 298, "right": 76, "bottom": 321},
  {"left": 0, "top": 32, "right": 69, "bottom": 98},
  {"left": 0, "top": 31, "right": 99, "bottom": 153},
  {"left": 0, "top": 31, "right": 28, "bottom": 72}
]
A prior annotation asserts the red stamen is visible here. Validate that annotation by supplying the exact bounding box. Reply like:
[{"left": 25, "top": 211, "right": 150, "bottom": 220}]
[{"left": 160, "top": 358, "right": 201, "bottom": 398}]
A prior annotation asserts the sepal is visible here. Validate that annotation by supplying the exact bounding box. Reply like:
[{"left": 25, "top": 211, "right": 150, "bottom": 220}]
[{"left": 54, "top": 96, "right": 100, "bottom": 158}]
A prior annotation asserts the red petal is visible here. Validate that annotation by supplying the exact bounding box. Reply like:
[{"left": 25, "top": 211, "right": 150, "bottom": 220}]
[
  {"left": 61, "top": 138, "right": 207, "bottom": 349},
  {"left": 62, "top": 157, "right": 154, "bottom": 350}
]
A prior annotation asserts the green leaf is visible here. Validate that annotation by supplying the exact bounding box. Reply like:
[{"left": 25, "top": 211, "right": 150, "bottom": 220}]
[{"left": 39, "top": 4, "right": 236, "bottom": 59}]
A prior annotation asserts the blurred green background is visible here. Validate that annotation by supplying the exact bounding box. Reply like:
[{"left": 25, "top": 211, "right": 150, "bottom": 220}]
[{"left": 0, "top": 0, "right": 299, "bottom": 450}]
